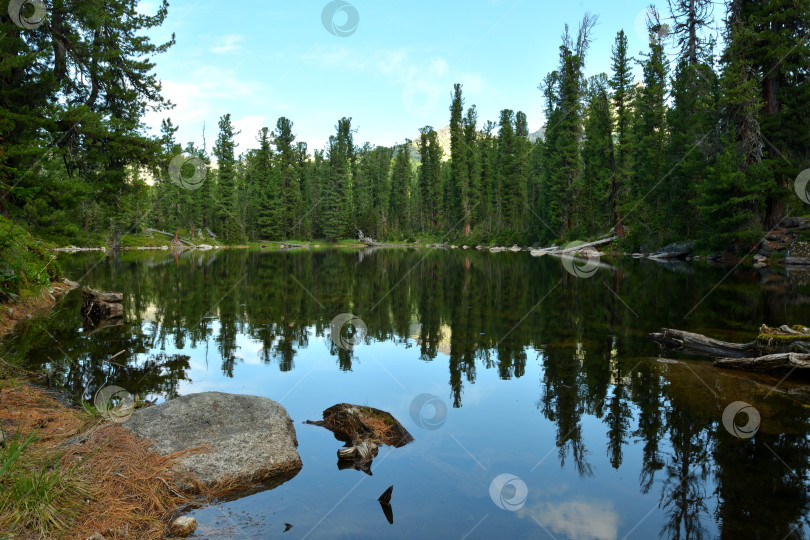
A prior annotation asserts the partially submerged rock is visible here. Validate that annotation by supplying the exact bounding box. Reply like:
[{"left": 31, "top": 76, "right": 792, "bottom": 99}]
[
  {"left": 786, "top": 241, "right": 810, "bottom": 265},
  {"left": 123, "top": 392, "right": 302, "bottom": 493},
  {"left": 306, "top": 403, "right": 413, "bottom": 474},
  {"left": 169, "top": 516, "right": 198, "bottom": 537},
  {"left": 649, "top": 241, "right": 694, "bottom": 260}
]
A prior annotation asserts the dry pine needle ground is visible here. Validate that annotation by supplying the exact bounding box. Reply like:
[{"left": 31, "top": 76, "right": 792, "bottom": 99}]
[{"left": 0, "top": 381, "right": 212, "bottom": 539}]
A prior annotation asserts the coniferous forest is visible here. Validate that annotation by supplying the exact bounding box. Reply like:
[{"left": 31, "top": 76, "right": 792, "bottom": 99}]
[
  {"left": 1, "top": 0, "right": 809, "bottom": 252},
  {"left": 4, "top": 2, "right": 810, "bottom": 538}
]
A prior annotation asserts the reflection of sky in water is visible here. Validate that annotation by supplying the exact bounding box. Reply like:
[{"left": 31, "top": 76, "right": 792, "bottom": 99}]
[
  {"left": 153, "top": 321, "right": 671, "bottom": 539},
  {"left": 10, "top": 250, "right": 809, "bottom": 539},
  {"left": 520, "top": 498, "right": 619, "bottom": 540}
]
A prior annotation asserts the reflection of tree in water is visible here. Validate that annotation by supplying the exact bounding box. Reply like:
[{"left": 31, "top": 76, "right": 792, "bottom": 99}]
[
  {"left": 659, "top": 407, "right": 711, "bottom": 540},
  {"left": 713, "top": 425, "right": 810, "bottom": 539},
  {"left": 631, "top": 363, "right": 666, "bottom": 494},
  {"left": 539, "top": 345, "right": 593, "bottom": 478},
  {"left": 7, "top": 247, "right": 810, "bottom": 537}
]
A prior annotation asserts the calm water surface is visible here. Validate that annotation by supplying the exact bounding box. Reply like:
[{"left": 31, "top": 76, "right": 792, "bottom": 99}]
[{"left": 3, "top": 248, "right": 810, "bottom": 539}]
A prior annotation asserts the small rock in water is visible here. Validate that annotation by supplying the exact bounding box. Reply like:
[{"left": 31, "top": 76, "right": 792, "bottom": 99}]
[{"left": 170, "top": 516, "right": 197, "bottom": 537}]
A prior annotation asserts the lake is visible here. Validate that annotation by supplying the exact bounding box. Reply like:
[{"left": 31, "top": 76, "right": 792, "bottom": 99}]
[{"left": 3, "top": 248, "right": 809, "bottom": 539}]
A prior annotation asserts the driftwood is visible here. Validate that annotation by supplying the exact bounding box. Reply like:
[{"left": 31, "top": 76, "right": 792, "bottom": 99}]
[
  {"left": 649, "top": 328, "right": 759, "bottom": 358},
  {"left": 305, "top": 404, "right": 413, "bottom": 475},
  {"left": 81, "top": 286, "right": 123, "bottom": 328},
  {"left": 144, "top": 228, "right": 197, "bottom": 247},
  {"left": 651, "top": 325, "right": 810, "bottom": 377},
  {"left": 557, "top": 235, "right": 618, "bottom": 253},
  {"left": 356, "top": 229, "right": 377, "bottom": 246},
  {"left": 714, "top": 353, "right": 810, "bottom": 373}
]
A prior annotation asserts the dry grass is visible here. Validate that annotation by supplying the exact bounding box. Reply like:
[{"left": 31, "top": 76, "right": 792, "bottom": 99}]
[
  {"left": 356, "top": 411, "right": 396, "bottom": 443},
  {"left": 0, "top": 381, "right": 218, "bottom": 539}
]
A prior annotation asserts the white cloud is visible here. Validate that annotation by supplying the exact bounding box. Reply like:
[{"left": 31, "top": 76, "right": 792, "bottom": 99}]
[
  {"left": 519, "top": 498, "right": 619, "bottom": 540},
  {"left": 232, "top": 115, "right": 270, "bottom": 154},
  {"left": 300, "top": 45, "right": 367, "bottom": 73},
  {"left": 210, "top": 34, "right": 245, "bottom": 55},
  {"left": 144, "top": 68, "right": 262, "bottom": 148},
  {"left": 431, "top": 58, "right": 448, "bottom": 77},
  {"left": 301, "top": 44, "right": 478, "bottom": 90}
]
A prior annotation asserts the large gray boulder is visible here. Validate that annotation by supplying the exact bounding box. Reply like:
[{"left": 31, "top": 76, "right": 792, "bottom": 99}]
[{"left": 123, "top": 392, "right": 302, "bottom": 491}]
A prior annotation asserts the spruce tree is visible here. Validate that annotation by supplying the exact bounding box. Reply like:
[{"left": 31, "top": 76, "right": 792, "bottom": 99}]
[
  {"left": 580, "top": 74, "right": 614, "bottom": 237},
  {"left": 609, "top": 30, "right": 634, "bottom": 237},
  {"left": 253, "top": 127, "right": 281, "bottom": 240},
  {"left": 418, "top": 127, "right": 443, "bottom": 231},
  {"left": 539, "top": 15, "right": 596, "bottom": 240},
  {"left": 213, "top": 114, "right": 245, "bottom": 243},
  {"left": 389, "top": 142, "right": 413, "bottom": 236},
  {"left": 322, "top": 118, "right": 353, "bottom": 241},
  {"left": 478, "top": 121, "right": 498, "bottom": 234},
  {"left": 275, "top": 117, "right": 304, "bottom": 239},
  {"left": 627, "top": 8, "right": 670, "bottom": 247},
  {"left": 449, "top": 84, "right": 471, "bottom": 235},
  {"left": 463, "top": 106, "right": 482, "bottom": 235}
]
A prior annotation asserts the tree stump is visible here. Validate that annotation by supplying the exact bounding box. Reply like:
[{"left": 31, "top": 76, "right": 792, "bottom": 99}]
[{"left": 81, "top": 286, "right": 123, "bottom": 326}]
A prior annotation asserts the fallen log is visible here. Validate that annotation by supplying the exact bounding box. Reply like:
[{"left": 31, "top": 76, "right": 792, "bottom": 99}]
[
  {"left": 649, "top": 328, "right": 760, "bottom": 358},
  {"left": 143, "top": 228, "right": 197, "bottom": 247},
  {"left": 714, "top": 353, "right": 810, "bottom": 374},
  {"left": 557, "top": 235, "right": 618, "bottom": 253}
]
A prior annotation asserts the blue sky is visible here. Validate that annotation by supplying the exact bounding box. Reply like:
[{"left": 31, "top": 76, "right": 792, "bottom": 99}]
[{"left": 139, "top": 0, "right": 724, "bottom": 155}]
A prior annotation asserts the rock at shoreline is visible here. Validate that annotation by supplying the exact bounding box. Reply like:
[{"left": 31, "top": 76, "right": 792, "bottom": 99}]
[
  {"left": 123, "top": 392, "right": 302, "bottom": 491},
  {"left": 649, "top": 241, "right": 694, "bottom": 260},
  {"left": 786, "top": 241, "right": 810, "bottom": 265},
  {"left": 170, "top": 516, "right": 197, "bottom": 537}
]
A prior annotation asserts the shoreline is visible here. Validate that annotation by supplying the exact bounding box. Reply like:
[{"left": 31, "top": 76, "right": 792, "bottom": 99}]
[
  {"left": 45, "top": 240, "right": 795, "bottom": 267},
  {"left": 0, "top": 279, "right": 78, "bottom": 339},
  {"left": 0, "top": 283, "right": 218, "bottom": 539}
]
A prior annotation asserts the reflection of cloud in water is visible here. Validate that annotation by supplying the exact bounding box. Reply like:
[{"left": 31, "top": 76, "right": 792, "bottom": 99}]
[{"left": 519, "top": 498, "right": 618, "bottom": 540}]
